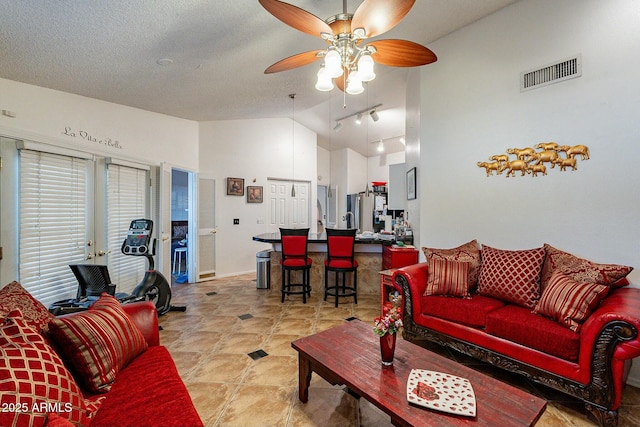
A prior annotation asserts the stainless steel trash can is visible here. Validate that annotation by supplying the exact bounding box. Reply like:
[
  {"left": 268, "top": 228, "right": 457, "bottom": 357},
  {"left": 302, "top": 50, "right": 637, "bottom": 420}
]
[{"left": 256, "top": 250, "right": 271, "bottom": 289}]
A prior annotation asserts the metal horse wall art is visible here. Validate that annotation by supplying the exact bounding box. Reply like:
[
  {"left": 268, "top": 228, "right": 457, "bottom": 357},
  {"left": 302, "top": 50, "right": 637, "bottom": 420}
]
[{"left": 477, "top": 142, "right": 590, "bottom": 177}]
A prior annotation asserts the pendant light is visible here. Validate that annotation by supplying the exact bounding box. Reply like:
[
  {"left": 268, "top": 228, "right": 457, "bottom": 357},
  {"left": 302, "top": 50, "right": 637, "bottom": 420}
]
[{"left": 290, "top": 93, "right": 296, "bottom": 197}]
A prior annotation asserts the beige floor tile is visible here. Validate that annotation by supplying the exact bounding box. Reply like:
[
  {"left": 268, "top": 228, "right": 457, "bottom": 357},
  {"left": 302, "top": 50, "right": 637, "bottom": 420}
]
[
  {"left": 288, "top": 388, "right": 357, "bottom": 427},
  {"left": 263, "top": 333, "right": 303, "bottom": 357},
  {"left": 173, "top": 330, "right": 226, "bottom": 353},
  {"left": 243, "top": 355, "right": 299, "bottom": 387},
  {"left": 186, "top": 382, "right": 237, "bottom": 427},
  {"left": 168, "top": 350, "right": 206, "bottom": 377},
  {"left": 216, "top": 385, "right": 294, "bottom": 427},
  {"left": 215, "top": 332, "right": 268, "bottom": 355},
  {"left": 191, "top": 353, "right": 253, "bottom": 383},
  {"left": 274, "top": 318, "right": 316, "bottom": 335}
]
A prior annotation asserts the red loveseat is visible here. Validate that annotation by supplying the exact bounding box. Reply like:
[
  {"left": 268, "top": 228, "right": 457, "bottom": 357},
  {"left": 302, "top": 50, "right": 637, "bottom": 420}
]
[
  {"left": 78, "top": 301, "right": 203, "bottom": 427},
  {"left": 393, "top": 243, "right": 640, "bottom": 427},
  {"left": 0, "top": 282, "right": 203, "bottom": 427}
]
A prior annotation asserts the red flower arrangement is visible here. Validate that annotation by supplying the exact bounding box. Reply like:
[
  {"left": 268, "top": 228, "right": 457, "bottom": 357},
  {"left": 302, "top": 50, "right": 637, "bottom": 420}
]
[{"left": 373, "top": 306, "right": 403, "bottom": 336}]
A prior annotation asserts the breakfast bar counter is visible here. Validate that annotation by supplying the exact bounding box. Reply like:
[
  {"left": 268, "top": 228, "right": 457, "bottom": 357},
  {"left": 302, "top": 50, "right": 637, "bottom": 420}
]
[{"left": 253, "top": 232, "right": 392, "bottom": 295}]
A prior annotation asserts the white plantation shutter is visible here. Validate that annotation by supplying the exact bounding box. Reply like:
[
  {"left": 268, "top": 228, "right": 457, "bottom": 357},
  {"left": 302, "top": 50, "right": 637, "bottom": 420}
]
[
  {"left": 19, "top": 149, "right": 90, "bottom": 308},
  {"left": 106, "top": 161, "right": 149, "bottom": 294}
]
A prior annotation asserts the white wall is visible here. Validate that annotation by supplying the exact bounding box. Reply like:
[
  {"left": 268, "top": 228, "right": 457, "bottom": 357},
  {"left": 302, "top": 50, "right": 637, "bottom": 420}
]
[
  {"left": 0, "top": 79, "right": 199, "bottom": 169},
  {"left": 418, "top": 0, "right": 640, "bottom": 383},
  {"left": 199, "top": 118, "right": 317, "bottom": 277},
  {"left": 367, "top": 151, "right": 405, "bottom": 184}
]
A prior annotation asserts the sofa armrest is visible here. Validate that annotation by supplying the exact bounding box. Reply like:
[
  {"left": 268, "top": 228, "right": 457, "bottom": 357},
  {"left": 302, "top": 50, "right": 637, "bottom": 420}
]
[
  {"left": 393, "top": 262, "right": 429, "bottom": 318},
  {"left": 580, "top": 287, "right": 640, "bottom": 363},
  {"left": 121, "top": 301, "right": 160, "bottom": 347}
]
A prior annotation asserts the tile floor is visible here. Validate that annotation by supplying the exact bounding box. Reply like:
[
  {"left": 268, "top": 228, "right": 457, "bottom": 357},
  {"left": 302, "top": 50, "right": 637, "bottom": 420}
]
[{"left": 159, "top": 273, "right": 640, "bottom": 427}]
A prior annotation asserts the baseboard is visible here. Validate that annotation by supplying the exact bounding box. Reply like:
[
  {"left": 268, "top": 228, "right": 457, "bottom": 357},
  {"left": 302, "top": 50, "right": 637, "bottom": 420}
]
[{"left": 627, "top": 375, "right": 640, "bottom": 388}]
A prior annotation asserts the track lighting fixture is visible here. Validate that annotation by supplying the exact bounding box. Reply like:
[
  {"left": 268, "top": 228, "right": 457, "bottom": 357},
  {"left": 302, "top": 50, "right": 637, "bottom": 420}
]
[
  {"left": 333, "top": 104, "right": 382, "bottom": 131},
  {"left": 377, "top": 140, "right": 384, "bottom": 152}
]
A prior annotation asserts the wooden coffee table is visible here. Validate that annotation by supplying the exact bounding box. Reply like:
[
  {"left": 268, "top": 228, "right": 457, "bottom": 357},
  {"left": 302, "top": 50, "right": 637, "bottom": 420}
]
[{"left": 292, "top": 320, "right": 546, "bottom": 427}]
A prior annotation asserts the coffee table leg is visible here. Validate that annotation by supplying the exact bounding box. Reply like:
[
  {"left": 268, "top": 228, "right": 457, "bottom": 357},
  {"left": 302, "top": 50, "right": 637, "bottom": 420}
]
[{"left": 298, "top": 353, "right": 312, "bottom": 403}]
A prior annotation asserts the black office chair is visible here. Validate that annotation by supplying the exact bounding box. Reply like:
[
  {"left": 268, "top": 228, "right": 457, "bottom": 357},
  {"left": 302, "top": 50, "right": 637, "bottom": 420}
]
[{"left": 49, "top": 264, "right": 140, "bottom": 314}]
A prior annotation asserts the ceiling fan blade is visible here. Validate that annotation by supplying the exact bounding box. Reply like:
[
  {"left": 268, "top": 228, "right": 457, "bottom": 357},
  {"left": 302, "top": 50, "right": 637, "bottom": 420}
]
[
  {"left": 352, "top": 0, "right": 416, "bottom": 38},
  {"left": 368, "top": 39, "right": 437, "bottom": 67},
  {"left": 259, "top": 0, "right": 332, "bottom": 37},
  {"left": 264, "top": 50, "right": 324, "bottom": 74}
]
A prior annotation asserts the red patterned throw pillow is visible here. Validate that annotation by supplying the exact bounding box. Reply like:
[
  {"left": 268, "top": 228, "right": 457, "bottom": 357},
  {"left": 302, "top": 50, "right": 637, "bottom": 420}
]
[
  {"left": 534, "top": 271, "right": 609, "bottom": 332},
  {"left": 425, "top": 259, "right": 471, "bottom": 297},
  {"left": 0, "top": 281, "right": 55, "bottom": 333},
  {"left": 422, "top": 240, "right": 481, "bottom": 287},
  {"left": 0, "top": 310, "right": 89, "bottom": 427},
  {"left": 477, "top": 245, "right": 545, "bottom": 308},
  {"left": 48, "top": 294, "right": 148, "bottom": 393},
  {"left": 541, "top": 244, "right": 633, "bottom": 291}
]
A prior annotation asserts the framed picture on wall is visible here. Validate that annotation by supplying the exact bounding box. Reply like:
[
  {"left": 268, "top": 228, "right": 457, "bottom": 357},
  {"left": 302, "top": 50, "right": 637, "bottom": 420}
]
[
  {"left": 226, "top": 177, "right": 244, "bottom": 196},
  {"left": 407, "top": 167, "right": 416, "bottom": 200},
  {"left": 247, "top": 186, "right": 263, "bottom": 203}
]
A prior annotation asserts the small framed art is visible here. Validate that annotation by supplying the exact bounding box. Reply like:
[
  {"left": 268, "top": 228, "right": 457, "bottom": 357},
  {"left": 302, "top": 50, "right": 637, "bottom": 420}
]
[
  {"left": 247, "top": 186, "right": 263, "bottom": 203},
  {"left": 407, "top": 167, "right": 416, "bottom": 200},
  {"left": 226, "top": 177, "right": 244, "bottom": 196}
]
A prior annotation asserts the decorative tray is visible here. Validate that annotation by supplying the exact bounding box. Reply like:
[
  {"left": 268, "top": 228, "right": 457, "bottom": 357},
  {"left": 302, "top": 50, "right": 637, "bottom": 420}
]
[{"left": 406, "top": 369, "right": 476, "bottom": 417}]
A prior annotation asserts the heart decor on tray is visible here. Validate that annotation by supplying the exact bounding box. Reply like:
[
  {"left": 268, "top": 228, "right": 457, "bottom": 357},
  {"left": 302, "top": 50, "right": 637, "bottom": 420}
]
[{"left": 406, "top": 369, "right": 476, "bottom": 417}]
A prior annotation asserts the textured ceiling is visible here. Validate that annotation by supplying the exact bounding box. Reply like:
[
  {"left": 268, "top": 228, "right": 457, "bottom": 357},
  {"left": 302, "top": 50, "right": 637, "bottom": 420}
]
[{"left": 0, "top": 0, "right": 517, "bottom": 156}]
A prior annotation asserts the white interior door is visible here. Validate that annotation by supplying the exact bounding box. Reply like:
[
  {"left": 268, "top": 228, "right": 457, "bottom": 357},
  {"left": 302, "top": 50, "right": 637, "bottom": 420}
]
[
  {"left": 197, "top": 174, "right": 216, "bottom": 281},
  {"left": 267, "top": 179, "right": 310, "bottom": 231}
]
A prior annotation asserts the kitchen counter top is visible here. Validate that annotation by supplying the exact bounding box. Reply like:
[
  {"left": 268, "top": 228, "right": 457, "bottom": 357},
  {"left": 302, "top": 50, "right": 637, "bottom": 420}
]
[{"left": 252, "top": 232, "right": 395, "bottom": 244}]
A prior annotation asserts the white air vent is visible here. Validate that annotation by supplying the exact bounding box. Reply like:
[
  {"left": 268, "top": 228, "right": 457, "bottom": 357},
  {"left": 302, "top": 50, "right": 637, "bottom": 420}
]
[{"left": 521, "top": 55, "right": 582, "bottom": 91}]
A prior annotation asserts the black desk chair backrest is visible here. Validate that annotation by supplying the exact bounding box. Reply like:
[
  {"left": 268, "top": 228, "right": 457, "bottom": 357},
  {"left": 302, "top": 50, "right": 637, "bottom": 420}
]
[{"left": 69, "top": 264, "right": 117, "bottom": 298}]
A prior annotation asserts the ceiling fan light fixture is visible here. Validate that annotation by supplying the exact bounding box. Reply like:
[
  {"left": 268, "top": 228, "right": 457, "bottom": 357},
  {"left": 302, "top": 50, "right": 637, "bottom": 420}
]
[
  {"left": 357, "top": 54, "right": 376, "bottom": 82},
  {"left": 324, "top": 49, "right": 343, "bottom": 78},
  {"left": 346, "top": 71, "right": 364, "bottom": 95},
  {"left": 315, "top": 67, "right": 334, "bottom": 91}
]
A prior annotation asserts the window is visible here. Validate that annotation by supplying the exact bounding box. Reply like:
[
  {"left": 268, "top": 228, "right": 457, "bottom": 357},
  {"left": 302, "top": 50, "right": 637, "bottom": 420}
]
[
  {"left": 19, "top": 149, "right": 92, "bottom": 307},
  {"left": 106, "top": 161, "right": 149, "bottom": 294}
]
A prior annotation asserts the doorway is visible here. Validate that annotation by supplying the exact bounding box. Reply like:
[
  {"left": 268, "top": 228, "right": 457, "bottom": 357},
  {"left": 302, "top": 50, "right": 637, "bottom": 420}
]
[{"left": 171, "top": 169, "right": 190, "bottom": 283}]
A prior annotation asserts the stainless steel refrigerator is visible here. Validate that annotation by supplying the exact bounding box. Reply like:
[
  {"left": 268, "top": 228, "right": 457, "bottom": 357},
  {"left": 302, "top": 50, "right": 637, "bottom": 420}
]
[{"left": 346, "top": 192, "right": 374, "bottom": 232}]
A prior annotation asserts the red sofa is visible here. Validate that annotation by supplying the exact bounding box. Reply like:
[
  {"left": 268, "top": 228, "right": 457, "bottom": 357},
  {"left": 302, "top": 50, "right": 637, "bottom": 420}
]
[
  {"left": 0, "top": 282, "right": 203, "bottom": 427},
  {"left": 394, "top": 244, "right": 640, "bottom": 427}
]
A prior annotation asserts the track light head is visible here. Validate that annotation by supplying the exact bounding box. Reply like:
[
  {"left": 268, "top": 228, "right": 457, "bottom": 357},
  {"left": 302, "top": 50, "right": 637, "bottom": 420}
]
[
  {"left": 333, "top": 121, "right": 343, "bottom": 132},
  {"left": 369, "top": 109, "right": 379, "bottom": 122},
  {"left": 355, "top": 113, "right": 363, "bottom": 125}
]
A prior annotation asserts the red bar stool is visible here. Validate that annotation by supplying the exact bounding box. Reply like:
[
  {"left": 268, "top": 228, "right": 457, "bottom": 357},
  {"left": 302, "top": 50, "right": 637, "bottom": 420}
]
[
  {"left": 279, "top": 228, "right": 312, "bottom": 304},
  {"left": 324, "top": 228, "right": 358, "bottom": 307}
]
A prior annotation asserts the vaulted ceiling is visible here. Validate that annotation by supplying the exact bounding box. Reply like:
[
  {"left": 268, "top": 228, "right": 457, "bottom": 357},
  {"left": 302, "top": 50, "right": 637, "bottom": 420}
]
[{"left": 0, "top": 1, "right": 517, "bottom": 156}]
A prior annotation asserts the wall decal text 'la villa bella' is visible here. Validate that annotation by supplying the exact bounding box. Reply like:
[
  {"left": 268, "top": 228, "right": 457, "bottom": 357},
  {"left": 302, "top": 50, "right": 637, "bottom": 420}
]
[{"left": 62, "top": 127, "right": 124, "bottom": 150}]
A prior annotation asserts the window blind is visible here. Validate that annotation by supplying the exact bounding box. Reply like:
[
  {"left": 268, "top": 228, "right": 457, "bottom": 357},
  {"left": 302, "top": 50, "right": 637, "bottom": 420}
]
[
  {"left": 106, "top": 163, "right": 149, "bottom": 294},
  {"left": 19, "top": 149, "right": 89, "bottom": 308}
]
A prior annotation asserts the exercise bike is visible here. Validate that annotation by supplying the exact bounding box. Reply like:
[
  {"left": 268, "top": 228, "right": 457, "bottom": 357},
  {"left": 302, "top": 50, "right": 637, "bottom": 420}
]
[{"left": 121, "top": 219, "right": 186, "bottom": 315}]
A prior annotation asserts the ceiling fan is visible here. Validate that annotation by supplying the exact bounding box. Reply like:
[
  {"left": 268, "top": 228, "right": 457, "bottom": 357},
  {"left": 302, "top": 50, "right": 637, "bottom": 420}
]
[{"left": 259, "top": 0, "right": 437, "bottom": 94}]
